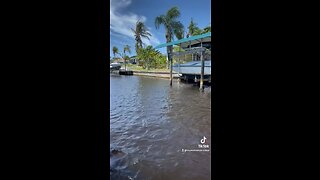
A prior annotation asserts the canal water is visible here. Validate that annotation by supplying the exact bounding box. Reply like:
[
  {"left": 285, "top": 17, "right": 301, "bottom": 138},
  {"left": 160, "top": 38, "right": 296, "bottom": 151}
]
[{"left": 110, "top": 74, "right": 211, "bottom": 180}]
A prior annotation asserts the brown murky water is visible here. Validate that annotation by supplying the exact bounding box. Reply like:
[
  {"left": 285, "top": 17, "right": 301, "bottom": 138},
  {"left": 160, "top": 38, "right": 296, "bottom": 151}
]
[{"left": 110, "top": 74, "right": 211, "bottom": 180}]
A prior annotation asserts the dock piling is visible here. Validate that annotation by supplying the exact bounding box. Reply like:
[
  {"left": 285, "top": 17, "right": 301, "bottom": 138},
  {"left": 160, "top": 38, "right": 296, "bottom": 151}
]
[
  {"left": 170, "top": 60, "right": 172, "bottom": 86},
  {"left": 200, "top": 39, "right": 204, "bottom": 91}
]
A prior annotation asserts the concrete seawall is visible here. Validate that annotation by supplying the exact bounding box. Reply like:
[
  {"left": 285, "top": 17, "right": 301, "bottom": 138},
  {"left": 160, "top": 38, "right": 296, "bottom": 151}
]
[
  {"left": 110, "top": 69, "right": 179, "bottom": 79},
  {"left": 132, "top": 71, "right": 179, "bottom": 79}
]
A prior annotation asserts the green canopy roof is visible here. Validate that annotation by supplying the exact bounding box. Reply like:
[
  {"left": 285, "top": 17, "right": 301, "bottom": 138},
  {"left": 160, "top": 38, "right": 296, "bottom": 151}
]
[{"left": 154, "top": 32, "right": 211, "bottom": 49}]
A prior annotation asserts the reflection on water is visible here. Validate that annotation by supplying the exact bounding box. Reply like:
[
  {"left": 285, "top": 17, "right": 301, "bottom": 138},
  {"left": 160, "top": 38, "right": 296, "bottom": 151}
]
[{"left": 110, "top": 75, "right": 211, "bottom": 180}]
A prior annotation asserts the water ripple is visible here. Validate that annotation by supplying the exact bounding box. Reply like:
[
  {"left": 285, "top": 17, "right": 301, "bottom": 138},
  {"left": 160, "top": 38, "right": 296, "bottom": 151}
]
[{"left": 110, "top": 76, "right": 211, "bottom": 179}]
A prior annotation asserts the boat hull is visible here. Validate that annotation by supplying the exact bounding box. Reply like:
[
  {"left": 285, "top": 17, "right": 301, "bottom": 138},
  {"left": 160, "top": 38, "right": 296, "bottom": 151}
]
[{"left": 172, "top": 61, "right": 211, "bottom": 75}]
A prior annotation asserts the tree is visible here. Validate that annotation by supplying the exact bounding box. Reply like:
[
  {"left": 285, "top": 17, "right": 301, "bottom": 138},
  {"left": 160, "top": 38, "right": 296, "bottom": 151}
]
[
  {"left": 155, "top": 7, "right": 184, "bottom": 69},
  {"left": 192, "top": 28, "right": 203, "bottom": 36},
  {"left": 124, "top": 45, "right": 131, "bottom": 55},
  {"left": 123, "top": 55, "right": 130, "bottom": 66},
  {"left": 123, "top": 45, "right": 131, "bottom": 70},
  {"left": 203, "top": 23, "right": 211, "bottom": 33},
  {"left": 131, "top": 20, "right": 152, "bottom": 55},
  {"left": 136, "top": 46, "right": 160, "bottom": 70},
  {"left": 112, "top": 46, "right": 119, "bottom": 58},
  {"left": 188, "top": 18, "right": 196, "bottom": 36},
  {"left": 187, "top": 18, "right": 203, "bottom": 36},
  {"left": 175, "top": 28, "right": 184, "bottom": 40}
]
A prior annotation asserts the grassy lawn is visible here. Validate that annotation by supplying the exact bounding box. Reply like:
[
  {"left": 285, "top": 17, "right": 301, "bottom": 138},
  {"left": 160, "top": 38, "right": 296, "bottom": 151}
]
[{"left": 126, "top": 64, "right": 169, "bottom": 72}]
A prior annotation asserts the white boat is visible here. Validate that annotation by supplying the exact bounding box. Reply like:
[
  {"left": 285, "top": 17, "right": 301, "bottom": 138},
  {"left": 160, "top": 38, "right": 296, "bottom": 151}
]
[
  {"left": 172, "top": 60, "right": 211, "bottom": 75},
  {"left": 110, "top": 63, "right": 121, "bottom": 70}
]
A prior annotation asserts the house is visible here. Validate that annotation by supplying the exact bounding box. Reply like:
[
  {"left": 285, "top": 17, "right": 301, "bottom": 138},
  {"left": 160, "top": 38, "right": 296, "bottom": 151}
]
[
  {"left": 112, "top": 58, "right": 124, "bottom": 64},
  {"left": 129, "top": 56, "right": 137, "bottom": 64}
]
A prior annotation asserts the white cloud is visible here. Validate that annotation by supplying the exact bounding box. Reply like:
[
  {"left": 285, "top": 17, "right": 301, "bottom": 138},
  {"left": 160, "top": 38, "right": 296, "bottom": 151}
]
[{"left": 110, "top": 0, "right": 160, "bottom": 47}]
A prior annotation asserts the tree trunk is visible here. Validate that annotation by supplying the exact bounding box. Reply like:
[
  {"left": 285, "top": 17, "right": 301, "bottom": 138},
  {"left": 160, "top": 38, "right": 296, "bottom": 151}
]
[
  {"left": 166, "top": 32, "right": 171, "bottom": 69},
  {"left": 166, "top": 46, "right": 170, "bottom": 69}
]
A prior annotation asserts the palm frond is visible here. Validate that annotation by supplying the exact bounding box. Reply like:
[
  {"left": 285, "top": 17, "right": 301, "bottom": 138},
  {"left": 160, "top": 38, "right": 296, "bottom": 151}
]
[
  {"left": 203, "top": 25, "right": 211, "bottom": 33},
  {"left": 142, "top": 31, "right": 152, "bottom": 36},
  {"left": 131, "top": 28, "right": 136, "bottom": 34},
  {"left": 124, "top": 45, "right": 131, "bottom": 54},
  {"left": 141, "top": 34, "right": 151, "bottom": 40},
  {"left": 172, "top": 21, "right": 184, "bottom": 40},
  {"left": 166, "top": 7, "right": 180, "bottom": 20},
  {"left": 155, "top": 15, "right": 165, "bottom": 29}
]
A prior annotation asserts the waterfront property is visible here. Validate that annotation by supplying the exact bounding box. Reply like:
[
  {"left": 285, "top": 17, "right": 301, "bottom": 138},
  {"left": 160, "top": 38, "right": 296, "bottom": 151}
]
[
  {"left": 155, "top": 32, "right": 212, "bottom": 90},
  {"left": 110, "top": 1, "right": 212, "bottom": 179}
]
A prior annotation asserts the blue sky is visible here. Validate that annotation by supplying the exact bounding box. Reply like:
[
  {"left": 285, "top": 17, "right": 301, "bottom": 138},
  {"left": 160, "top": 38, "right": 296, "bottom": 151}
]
[{"left": 110, "top": 0, "right": 211, "bottom": 58}]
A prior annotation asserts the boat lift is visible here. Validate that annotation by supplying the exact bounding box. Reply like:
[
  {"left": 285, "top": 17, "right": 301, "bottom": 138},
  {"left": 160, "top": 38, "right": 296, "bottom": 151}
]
[{"left": 155, "top": 32, "right": 211, "bottom": 91}]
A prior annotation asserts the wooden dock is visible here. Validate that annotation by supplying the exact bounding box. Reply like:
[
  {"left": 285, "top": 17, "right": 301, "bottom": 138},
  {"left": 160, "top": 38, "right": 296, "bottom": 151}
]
[{"left": 119, "top": 69, "right": 133, "bottom": 75}]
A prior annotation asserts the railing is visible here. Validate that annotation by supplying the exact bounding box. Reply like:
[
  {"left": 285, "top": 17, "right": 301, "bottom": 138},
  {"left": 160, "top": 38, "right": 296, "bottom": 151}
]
[{"left": 172, "top": 47, "right": 207, "bottom": 57}]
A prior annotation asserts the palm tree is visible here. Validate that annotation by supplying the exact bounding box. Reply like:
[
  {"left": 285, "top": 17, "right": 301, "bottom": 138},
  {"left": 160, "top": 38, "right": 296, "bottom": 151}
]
[
  {"left": 188, "top": 18, "right": 202, "bottom": 36},
  {"left": 155, "top": 6, "right": 184, "bottom": 69},
  {"left": 187, "top": 18, "right": 196, "bottom": 36},
  {"left": 123, "top": 45, "right": 131, "bottom": 70},
  {"left": 112, "top": 46, "right": 119, "bottom": 58},
  {"left": 123, "top": 55, "right": 130, "bottom": 69},
  {"left": 124, "top": 45, "right": 131, "bottom": 55},
  {"left": 131, "top": 20, "right": 152, "bottom": 55}
]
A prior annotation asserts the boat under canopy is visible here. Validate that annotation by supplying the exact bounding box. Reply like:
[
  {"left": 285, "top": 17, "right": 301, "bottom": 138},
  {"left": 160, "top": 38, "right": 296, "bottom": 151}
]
[
  {"left": 155, "top": 32, "right": 211, "bottom": 89},
  {"left": 155, "top": 32, "right": 212, "bottom": 76},
  {"left": 172, "top": 60, "right": 211, "bottom": 75}
]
